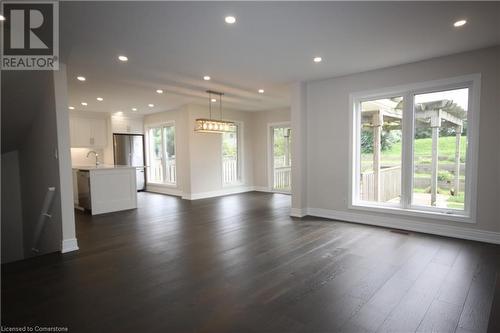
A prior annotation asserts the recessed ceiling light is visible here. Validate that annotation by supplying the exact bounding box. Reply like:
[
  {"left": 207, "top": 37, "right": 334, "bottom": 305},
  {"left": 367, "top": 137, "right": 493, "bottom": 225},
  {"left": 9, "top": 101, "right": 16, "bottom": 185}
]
[
  {"left": 68, "top": 106, "right": 75, "bottom": 110},
  {"left": 131, "top": 107, "right": 137, "bottom": 111},
  {"left": 313, "top": 57, "right": 322, "bottom": 63},
  {"left": 81, "top": 102, "right": 88, "bottom": 106},
  {"left": 118, "top": 55, "right": 128, "bottom": 62},
  {"left": 203, "top": 76, "right": 211, "bottom": 81},
  {"left": 211, "top": 98, "right": 217, "bottom": 102},
  {"left": 453, "top": 19, "right": 467, "bottom": 27},
  {"left": 148, "top": 104, "right": 154, "bottom": 107},
  {"left": 0, "top": 15, "right": 5, "bottom": 21},
  {"left": 258, "top": 89, "right": 264, "bottom": 94},
  {"left": 77, "top": 76, "right": 86, "bottom": 81},
  {"left": 116, "top": 111, "right": 123, "bottom": 116},
  {"left": 156, "top": 89, "right": 164, "bottom": 94},
  {"left": 225, "top": 16, "right": 236, "bottom": 24},
  {"left": 96, "top": 97, "right": 103, "bottom": 101}
]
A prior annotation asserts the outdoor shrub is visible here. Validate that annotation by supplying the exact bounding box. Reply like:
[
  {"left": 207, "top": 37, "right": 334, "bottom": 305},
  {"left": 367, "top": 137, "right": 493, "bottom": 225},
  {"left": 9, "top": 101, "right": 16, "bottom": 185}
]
[{"left": 437, "top": 170, "right": 453, "bottom": 182}]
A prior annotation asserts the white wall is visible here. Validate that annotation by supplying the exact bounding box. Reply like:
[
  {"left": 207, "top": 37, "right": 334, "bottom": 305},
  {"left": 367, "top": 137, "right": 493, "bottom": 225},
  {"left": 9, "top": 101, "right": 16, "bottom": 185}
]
[
  {"left": 144, "top": 104, "right": 274, "bottom": 199},
  {"left": 54, "top": 64, "right": 78, "bottom": 253},
  {"left": 1, "top": 151, "right": 24, "bottom": 263},
  {"left": 252, "top": 108, "right": 291, "bottom": 189},
  {"left": 303, "top": 46, "right": 500, "bottom": 240},
  {"left": 18, "top": 72, "right": 64, "bottom": 257},
  {"left": 187, "top": 104, "right": 255, "bottom": 197}
]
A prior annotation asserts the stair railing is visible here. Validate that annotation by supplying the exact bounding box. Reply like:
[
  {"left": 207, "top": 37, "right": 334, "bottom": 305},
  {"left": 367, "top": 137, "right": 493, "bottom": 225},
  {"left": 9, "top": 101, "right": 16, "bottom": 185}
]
[{"left": 32, "top": 187, "right": 56, "bottom": 253}]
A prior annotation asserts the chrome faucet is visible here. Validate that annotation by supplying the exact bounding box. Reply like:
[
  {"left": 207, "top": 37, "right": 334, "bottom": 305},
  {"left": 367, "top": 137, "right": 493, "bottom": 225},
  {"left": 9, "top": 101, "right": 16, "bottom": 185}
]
[{"left": 87, "top": 151, "right": 100, "bottom": 166}]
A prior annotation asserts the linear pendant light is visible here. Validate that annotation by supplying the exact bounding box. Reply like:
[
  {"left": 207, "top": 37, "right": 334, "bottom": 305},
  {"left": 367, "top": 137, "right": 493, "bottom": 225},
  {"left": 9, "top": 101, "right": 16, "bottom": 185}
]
[{"left": 195, "top": 90, "right": 235, "bottom": 133}]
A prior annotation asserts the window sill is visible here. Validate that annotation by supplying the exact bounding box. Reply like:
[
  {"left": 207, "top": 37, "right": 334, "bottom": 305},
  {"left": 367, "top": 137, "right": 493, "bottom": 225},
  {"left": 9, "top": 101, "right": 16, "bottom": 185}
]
[{"left": 349, "top": 202, "right": 474, "bottom": 224}]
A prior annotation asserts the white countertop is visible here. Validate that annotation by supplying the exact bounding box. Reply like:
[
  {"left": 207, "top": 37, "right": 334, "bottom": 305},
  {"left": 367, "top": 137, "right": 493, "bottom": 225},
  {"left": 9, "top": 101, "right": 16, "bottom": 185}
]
[{"left": 72, "top": 164, "right": 143, "bottom": 170}]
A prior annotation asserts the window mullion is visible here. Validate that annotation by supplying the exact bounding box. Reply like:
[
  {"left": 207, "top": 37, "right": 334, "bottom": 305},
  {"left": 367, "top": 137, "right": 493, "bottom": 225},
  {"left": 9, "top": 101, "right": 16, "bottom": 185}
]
[{"left": 400, "top": 92, "right": 414, "bottom": 209}]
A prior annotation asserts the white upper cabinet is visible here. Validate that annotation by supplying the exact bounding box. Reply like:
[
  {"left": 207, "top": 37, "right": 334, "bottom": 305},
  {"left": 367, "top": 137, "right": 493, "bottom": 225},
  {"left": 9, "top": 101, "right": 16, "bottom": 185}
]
[
  {"left": 90, "top": 119, "right": 107, "bottom": 146},
  {"left": 70, "top": 117, "right": 107, "bottom": 148},
  {"left": 111, "top": 116, "right": 144, "bottom": 134}
]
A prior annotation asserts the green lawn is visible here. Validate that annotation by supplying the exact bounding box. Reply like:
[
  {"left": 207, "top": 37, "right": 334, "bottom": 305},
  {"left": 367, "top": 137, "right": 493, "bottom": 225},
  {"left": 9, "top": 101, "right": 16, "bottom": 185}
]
[
  {"left": 362, "top": 135, "right": 467, "bottom": 161},
  {"left": 361, "top": 136, "right": 467, "bottom": 208}
]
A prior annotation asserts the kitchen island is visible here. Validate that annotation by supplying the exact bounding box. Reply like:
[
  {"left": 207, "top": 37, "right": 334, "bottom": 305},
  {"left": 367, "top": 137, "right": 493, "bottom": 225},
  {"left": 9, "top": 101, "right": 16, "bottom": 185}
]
[{"left": 73, "top": 165, "right": 137, "bottom": 215}]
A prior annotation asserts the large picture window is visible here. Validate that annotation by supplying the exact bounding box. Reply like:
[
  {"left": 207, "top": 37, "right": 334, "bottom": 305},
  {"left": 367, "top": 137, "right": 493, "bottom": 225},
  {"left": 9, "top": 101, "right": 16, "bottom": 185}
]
[
  {"left": 351, "top": 76, "right": 479, "bottom": 221},
  {"left": 147, "top": 123, "right": 176, "bottom": 185}
]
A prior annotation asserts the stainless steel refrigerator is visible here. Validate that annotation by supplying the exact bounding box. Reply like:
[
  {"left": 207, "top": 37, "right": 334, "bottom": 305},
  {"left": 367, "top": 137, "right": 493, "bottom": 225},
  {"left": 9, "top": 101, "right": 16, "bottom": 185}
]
[{"left": 113, "top": 134, "right": 146, "bottom": 191}]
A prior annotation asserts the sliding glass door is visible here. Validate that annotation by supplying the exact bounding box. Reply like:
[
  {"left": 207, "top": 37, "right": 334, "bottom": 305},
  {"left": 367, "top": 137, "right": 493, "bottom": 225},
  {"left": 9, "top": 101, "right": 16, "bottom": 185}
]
[
  {"left": 147, "top": 124, "right": 176, "bottom": 185},
  {"left": 271, "top": 125, "right": 291, "bottom": 193}
]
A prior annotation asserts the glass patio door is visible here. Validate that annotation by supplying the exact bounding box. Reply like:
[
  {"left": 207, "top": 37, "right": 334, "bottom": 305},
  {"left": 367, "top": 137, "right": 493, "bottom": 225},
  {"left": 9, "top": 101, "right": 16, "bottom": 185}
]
[{"left": 271, "top": 126, "right": 292, "bottom": 193}]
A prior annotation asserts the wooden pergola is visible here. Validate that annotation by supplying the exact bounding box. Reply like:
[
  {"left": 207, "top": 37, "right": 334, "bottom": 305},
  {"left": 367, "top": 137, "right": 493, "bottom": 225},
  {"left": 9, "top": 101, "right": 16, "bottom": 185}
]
[{"left": 362, "top": 99, "right": 463, "bottom": 205}]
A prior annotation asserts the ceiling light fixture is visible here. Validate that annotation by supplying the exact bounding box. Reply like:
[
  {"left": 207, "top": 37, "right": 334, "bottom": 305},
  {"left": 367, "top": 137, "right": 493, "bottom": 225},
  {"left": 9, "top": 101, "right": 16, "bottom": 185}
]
[
  {"left": 118, "top": 55, "right": 128, "bottom": 62},
  {"left": 225, "top": 16, "right": 236, "bottom": 24},
  {"left": 258, "top": 89, "right": 264, "bottom": 94},
  {"left": 81, "top": 102, "right": 88, "bottom": 106},
  {"left": 453, "top": 19, "right": 467, "bottom": 27},
  {"left": 68, "top": 106, "right": 75, "bottom": 110},
  {"left": 77, "top": 76, "right": 86, "bottom": 81},
  {"left": 148, "top": 104, "right": 154, "bottom": 107},
  {"left": 203, "top": 76, "right": 211, "bottom": 81},
  {"left": 0, "top": 15, "right": 5, "bottom": 21},
  {"left": 211, "top": 98, "right": 217, "bottom": 102},
  {"left": 195, "top": 90, "right": 235, "bottom": 134},
  {"left": 96, "top": 97, "right": 103, "bottom": 101},
  {"left": 156, "top": 89, "right": 164, "bottom": 94},
  {"left": 313, "top": 57, "right": 322, "bottom": 63},
  {"left": 131, "top": 108, "right": 137, "bottom": 111}
]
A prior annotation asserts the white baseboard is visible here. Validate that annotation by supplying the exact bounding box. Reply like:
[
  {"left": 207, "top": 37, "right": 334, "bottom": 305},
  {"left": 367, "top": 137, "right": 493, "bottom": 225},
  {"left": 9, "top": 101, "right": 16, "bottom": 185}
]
[
  {"left": 254, "top": 186, "right": 273, "bottom": 193},
  {"left": 61, "top": 238, "right": 79, "bottom": 253},
  {"left": 146, "top": 184, "right": 285, "bottom": 201},
  {"left": 146, "top": 184, "right": 183, "bottom": 197},
  {"left": 290, "top": 207, "right": 307, "bottom": 218},
  {"left": 183, "top": 186, "right": 255, "bottom": 200},
  {"left": 306, "top": 207, "right": 500, "bottom": 244}
]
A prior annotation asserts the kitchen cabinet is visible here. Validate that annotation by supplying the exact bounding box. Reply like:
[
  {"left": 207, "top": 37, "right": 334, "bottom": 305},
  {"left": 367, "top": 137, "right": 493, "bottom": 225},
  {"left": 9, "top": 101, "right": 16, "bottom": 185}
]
[
  {"left": 111, "top": 116, "right": 144, "bottom": 134},
  {"left": 72, "top": 165, "right": 138, "bottom": 215},
  {"left": 70, "top": 117, "right": 107, "bottom": 148}
]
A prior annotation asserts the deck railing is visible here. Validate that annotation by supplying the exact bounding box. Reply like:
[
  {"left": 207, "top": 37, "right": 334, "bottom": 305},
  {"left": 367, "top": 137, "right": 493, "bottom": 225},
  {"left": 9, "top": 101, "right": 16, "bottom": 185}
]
[
  {"left": 361, "top": 165, "right": 401, "bottom": 202},
  {"left": 223, "top": 158, "right": 238, "bottom": 184},
  {"left": 150, "top": 158, "right": 176, "bottom": 184},
  {"left": 165, "top": 159, "right": 176, "bottom": 184},
  {"left": 274, "top": 166, "right": 291, "bottom": 192}
]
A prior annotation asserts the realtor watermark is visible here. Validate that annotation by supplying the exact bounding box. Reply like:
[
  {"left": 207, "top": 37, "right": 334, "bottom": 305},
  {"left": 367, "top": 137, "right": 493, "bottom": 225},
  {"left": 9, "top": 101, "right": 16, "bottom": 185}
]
[
  {"left": 0, "top": 326, "right": 68, "bottom": 332},
  {"left": 1, "top": 1, "right": 59, "bottom": 70}
]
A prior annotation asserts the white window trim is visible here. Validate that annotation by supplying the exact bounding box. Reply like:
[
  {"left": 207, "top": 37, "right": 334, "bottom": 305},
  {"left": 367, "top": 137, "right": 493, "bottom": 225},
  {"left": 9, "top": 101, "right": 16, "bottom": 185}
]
[
  {"left": 267, "top": 121, "right": 292, "bottom": 194},
  {"left": 145, "top": 121, "right": 178, "bottom": 187},
  {"left": 349, "top": 74, "right": 480, "bottom": 223},
  {"left": 221, "top": 121, "right": 244, "bottom": 187}
]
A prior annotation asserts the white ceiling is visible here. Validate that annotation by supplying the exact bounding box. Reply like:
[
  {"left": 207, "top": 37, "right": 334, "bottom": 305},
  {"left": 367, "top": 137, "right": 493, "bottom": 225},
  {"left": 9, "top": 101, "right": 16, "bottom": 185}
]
[{"left": 60, "top": 1, "right": 500, "bottom": 115}]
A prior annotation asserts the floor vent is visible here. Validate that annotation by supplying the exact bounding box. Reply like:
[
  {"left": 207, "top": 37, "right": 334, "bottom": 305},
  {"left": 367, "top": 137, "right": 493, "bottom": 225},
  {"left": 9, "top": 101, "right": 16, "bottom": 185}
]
[{"left": 389, "top": 229, "right": 410, "bottom": 235}]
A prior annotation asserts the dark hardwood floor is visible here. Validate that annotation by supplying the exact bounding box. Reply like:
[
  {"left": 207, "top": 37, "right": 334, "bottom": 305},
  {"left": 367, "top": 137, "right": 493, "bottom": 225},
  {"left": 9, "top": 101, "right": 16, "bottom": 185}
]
[{"left": 2, "top": 192, "right": 499, "bottom": 333}]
